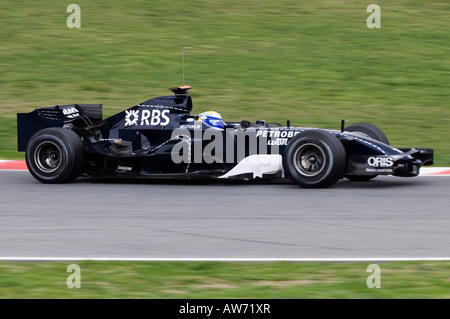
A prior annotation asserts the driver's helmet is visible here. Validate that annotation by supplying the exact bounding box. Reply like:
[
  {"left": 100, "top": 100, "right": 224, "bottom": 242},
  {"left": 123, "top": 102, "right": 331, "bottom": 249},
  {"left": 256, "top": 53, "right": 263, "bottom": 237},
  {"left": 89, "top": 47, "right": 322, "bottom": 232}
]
[{"left": 198, "top": 111, "right": 224, "bottom": 130}]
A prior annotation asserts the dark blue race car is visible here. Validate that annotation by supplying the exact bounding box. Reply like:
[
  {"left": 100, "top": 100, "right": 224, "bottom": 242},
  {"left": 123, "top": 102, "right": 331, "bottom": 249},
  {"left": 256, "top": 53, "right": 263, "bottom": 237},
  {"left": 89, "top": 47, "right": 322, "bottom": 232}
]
[{"left": 17, "top": 86, "right": 433, "bottom": 188}]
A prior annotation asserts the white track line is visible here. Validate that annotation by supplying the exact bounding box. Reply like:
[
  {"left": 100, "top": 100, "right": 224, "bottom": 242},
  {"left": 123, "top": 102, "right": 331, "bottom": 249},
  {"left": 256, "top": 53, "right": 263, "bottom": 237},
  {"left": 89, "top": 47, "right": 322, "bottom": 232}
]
[{"left": 1, "top": 257, "right": 450, "bottom": 262}]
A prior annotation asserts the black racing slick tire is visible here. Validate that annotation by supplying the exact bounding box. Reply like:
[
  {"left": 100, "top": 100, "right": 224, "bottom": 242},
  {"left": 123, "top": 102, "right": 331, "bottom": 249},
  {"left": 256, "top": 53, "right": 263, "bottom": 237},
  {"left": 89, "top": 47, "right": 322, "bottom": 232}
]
[
  {"left": 25, "top": 127, "right": 86, "bottom": 184},
  {"left": 344, "top": 122, "right": 389, "bottom": 145},
  {"left": 282, "top": 130, "right": 346, "bottom": 188},
  {"left": 344, "top": 122, "right": 389, "bottom": 182}
]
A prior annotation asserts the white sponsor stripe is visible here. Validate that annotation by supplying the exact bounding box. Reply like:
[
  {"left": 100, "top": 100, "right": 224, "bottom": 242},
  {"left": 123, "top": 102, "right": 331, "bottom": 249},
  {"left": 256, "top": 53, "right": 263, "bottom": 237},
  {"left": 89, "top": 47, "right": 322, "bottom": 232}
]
[{"left": 219, "top": 154, "right": 283, "bottom": 179}]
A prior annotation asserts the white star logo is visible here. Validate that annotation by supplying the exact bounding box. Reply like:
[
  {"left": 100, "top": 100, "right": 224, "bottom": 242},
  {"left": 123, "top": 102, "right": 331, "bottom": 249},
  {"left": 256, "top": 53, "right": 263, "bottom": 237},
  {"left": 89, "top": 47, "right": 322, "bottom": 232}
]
[{"left": 125, "top": 109, "right": 139, "bottom": 126}]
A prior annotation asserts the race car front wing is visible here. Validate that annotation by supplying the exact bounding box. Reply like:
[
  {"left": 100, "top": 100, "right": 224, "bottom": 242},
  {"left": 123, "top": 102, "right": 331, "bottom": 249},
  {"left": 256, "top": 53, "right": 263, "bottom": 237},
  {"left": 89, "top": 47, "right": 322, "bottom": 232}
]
[{"left": 346, "top": 148, "right": 434, "bottom": 177}]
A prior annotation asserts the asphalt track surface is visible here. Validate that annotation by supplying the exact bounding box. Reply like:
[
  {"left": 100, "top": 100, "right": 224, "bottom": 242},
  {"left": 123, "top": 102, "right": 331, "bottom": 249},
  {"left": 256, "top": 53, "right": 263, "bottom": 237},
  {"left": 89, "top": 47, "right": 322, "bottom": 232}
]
[{"left": 1, "top": 170, "right": 449, "bottom": 259}]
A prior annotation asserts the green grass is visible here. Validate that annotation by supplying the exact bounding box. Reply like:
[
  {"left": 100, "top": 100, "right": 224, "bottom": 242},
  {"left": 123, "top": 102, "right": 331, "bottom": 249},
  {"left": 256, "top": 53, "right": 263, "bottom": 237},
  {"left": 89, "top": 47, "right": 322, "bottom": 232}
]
[
  {"left": 1, "top": 261, "right": 450, "bottom": 298},
  {"left": 0, "top": 0, "right": 448, "bottom": 163}
]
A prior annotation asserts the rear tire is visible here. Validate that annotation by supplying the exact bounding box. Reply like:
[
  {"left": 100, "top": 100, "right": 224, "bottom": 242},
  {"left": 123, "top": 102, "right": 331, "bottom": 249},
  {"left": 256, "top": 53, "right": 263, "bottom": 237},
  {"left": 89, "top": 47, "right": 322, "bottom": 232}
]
[
  {"left": 344, "top": 123, "right": 389, "bottom": 182},
  {"left": 25, "top": 128, "right": 85, "bottom": 183},
  {"left": 283, "top": 130, "right": 346, "bottom": 188}
]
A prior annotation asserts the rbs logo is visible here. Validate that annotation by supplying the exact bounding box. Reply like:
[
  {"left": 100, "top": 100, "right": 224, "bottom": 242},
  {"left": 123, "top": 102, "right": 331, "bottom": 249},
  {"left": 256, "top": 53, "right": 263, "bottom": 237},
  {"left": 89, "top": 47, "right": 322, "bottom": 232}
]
[
  {"left": 367, "top": 157, "right": 394, "bottom": 168},
  {"left": 125, "top": 109, "right": 170, "bottom": 127}
]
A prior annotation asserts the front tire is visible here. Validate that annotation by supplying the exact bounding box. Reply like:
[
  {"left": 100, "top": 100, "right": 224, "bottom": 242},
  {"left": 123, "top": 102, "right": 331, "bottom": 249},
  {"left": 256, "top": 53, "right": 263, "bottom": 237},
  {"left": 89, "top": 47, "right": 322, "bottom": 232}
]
[
  {"left": 283, "top": 130, "right": 346, "bottom": 188},
  {"left": 25, "top": 128, "right": 85, "bottom": 183},
  {"left": 344, "top": 122, "right": 389, "bottom": 145}
]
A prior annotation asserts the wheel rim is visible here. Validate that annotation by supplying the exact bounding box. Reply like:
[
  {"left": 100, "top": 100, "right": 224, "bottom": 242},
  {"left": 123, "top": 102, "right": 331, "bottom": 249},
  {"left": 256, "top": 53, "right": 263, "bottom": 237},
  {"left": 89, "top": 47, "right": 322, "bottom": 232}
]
[
  {"left": 293, "top": 142, "right": 326, "bottom": 177},
  {"left": 34, "top": 141, "right": 62, "bottom": 173}
]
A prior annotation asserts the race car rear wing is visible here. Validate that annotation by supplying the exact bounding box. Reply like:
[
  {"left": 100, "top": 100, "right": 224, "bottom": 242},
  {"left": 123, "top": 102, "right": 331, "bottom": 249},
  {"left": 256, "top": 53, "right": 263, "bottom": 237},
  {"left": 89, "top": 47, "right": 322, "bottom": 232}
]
[{"left": 17, "top": 104, "right": 103, "bottom": 152}]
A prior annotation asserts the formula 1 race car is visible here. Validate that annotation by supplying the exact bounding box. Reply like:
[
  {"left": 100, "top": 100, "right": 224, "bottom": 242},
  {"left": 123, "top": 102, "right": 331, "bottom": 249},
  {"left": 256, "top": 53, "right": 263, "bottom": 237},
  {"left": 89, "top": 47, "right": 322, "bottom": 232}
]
[{"left": 17, "top": 86, "right": 434, "bottom": 188}]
